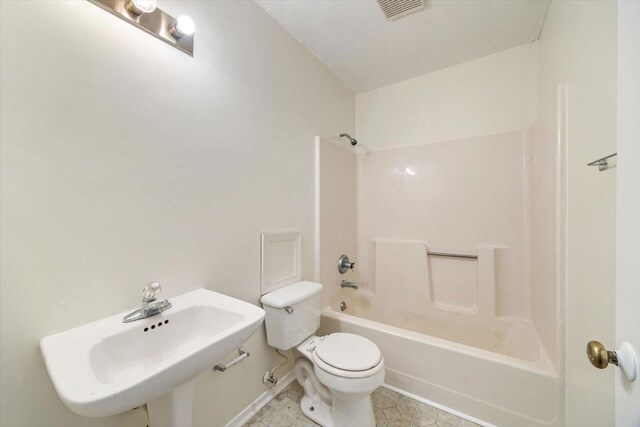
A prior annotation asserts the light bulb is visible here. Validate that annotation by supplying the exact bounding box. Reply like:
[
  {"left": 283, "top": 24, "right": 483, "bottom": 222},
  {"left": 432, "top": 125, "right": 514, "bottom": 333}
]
[
  {"left": 125, "top": 0, "right": 157, "bottom": 15},
  {"left": 169, "top": 15, "right": 195, "bottom": 38}
]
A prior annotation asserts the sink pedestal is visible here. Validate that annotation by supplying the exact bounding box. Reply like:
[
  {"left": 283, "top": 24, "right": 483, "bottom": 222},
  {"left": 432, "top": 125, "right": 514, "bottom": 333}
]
[{"left": 147, "top": 379, "right": 196, "bottom": 427}]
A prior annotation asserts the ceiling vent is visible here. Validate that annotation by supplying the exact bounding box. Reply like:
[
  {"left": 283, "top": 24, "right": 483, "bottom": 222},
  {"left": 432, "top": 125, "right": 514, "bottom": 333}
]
[{"left": 377, "top": 0, "right": 425, "bottom": 21}]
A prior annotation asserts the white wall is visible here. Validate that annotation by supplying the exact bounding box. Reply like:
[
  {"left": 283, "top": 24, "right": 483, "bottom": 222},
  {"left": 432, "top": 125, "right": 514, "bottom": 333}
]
[
  {"left": 533, "top": 1, "right": 618, "bottom": 425},
  {"left": 355, "top": 43, "right": 539, "bottom": 152},
  {"left": 0, "top": 1, "right": 354, "bottom": 426}
]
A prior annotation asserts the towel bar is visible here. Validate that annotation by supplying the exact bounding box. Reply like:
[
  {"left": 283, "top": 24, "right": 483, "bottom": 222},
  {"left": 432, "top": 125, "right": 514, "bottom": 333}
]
[
  {"left": 213, "top": 347, "right": 250, "bottom": 372},
  {"left": 428, "top": 251, "right": 478, "bottom": 260}
]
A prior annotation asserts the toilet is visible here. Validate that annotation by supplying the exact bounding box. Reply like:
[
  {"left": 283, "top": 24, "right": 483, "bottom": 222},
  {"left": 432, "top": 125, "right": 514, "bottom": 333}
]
[{"left": 261, "top": 281, "right": 384, "bottom": 427}]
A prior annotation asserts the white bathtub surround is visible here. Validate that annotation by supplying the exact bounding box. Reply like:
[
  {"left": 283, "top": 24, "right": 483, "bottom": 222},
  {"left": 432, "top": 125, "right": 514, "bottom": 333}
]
[
  {"left": 355, "top": 131, "right": 559, "bottom": 367},
  {"left": 356, "top": 132, "right": 531, "bottom": 322},
  {"left": 527, "top": 124, "right": 561, "bottom": 371},
  {"left": 314, "top": 137, "right": 358, "bottom": 308},
  {"left": 350, "top": 240, "right": 550, "bottom": 365},
  {"left": 364, "top": 241, "right": 498, "bottom": 315},
  {"left": 316, "top": 124, "right": 561, "bottom": 425}
]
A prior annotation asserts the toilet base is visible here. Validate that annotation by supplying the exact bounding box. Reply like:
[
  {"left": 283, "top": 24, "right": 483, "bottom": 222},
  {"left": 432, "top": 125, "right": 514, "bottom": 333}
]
[
  {"left": 330, "top": 394, "right": 375, "bottom": 427},
  {"left": 300, "top": 392, "right": 376, "bottom": 427},
  {"left": 300, "top": 395, "right": 334, "bottom": 427},
  {"left": 294, "top": 354, "right": 377, "bottom": 427}
]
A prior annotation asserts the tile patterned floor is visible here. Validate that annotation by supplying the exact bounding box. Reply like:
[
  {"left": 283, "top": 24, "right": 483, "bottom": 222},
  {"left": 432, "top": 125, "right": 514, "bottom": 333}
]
[{"left": 244, "top": 381, "right": 481, "bottom": 427}]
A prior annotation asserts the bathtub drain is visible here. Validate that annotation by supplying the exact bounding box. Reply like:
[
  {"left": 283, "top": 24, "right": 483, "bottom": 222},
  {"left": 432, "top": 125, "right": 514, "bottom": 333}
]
[{"left": 340, "top": 301, "right": 347, "bottom": 312}]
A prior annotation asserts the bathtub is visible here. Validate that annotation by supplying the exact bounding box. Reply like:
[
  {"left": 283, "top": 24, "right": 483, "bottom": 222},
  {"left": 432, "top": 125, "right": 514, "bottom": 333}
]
[{"left": 318, "top": 298, "right": 561, "bottom": 427}]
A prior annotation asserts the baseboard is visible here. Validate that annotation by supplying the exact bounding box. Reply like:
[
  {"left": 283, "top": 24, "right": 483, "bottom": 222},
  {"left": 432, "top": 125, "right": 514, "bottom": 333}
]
[
  {"left": 381, "top": 382, "right": 494, "bottom": 427},
  {"left": 225, "top": 370, "right": 296, "bottom": 427}
]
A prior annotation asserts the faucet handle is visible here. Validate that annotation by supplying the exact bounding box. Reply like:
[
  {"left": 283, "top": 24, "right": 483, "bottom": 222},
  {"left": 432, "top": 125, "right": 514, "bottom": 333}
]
[
  {"left": 338, "top": 255, "right": 355, "bottom": 274},
  {"left": 142, "top": 282, "right": 162, "bottom": 302}
]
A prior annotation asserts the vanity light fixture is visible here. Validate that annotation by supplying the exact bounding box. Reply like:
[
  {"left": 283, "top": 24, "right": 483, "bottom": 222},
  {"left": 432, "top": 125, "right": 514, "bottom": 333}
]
[
  {"left": 88, "top": 0, "right": 195, "bottom": 56},
  {"left": 125, "top": 0, "right": 157, "bottom": 16},
  {"left": 169, "top": 16, "right": 195, "bottom": 39}
]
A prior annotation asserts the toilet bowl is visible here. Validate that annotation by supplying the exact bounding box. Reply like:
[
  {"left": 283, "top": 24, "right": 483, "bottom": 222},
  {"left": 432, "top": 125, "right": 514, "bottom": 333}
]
[
  {"left": 260, "top": 281, "right": 385, "bottom": 427},
  {"left": 296, "top": 333, "right": 385, "bottom": 427}
]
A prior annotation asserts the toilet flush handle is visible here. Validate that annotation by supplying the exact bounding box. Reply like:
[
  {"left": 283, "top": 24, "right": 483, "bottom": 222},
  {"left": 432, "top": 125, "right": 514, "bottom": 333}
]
[{"left": 283, "top": 306, "right": 294, "bottom": 314}]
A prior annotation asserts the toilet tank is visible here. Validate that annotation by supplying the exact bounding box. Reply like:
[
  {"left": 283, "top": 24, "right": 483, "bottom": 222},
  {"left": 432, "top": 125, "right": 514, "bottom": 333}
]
[{"left": 260, "top": 281, "right": 323, "bottom": 350}]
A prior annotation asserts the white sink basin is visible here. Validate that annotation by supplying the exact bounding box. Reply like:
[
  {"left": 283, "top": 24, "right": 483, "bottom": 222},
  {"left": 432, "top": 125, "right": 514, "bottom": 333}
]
[{"left": 40, "top": 289, "right": 265, "bottom": 426}]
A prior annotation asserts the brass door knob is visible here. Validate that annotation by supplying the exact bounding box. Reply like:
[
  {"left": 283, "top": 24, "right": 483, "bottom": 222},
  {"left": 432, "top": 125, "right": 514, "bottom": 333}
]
[{"left": 586, "top": 340, "right": 618, "bottom": 369}]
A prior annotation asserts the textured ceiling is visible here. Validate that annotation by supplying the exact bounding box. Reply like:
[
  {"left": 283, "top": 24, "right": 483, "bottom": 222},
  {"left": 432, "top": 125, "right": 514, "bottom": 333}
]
[{"left": 255, "top": 0, "right": 550, "bottom": 93}]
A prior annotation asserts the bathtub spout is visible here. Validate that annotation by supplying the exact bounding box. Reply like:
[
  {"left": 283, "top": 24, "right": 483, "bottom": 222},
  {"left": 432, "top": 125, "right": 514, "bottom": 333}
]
[{"left": 341, "top": 280, "right": 358, "bottom": 290}]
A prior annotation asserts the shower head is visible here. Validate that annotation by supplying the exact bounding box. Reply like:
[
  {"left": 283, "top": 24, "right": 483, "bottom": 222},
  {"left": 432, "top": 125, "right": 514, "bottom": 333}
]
[{"left": 338, "top": 133, "right": 358, "bottom": 146}]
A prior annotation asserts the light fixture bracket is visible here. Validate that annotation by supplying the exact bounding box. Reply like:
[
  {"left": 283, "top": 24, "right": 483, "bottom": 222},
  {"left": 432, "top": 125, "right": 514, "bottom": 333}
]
[{"left": 88, "top": 0, "right": 194, "bottom": 56}]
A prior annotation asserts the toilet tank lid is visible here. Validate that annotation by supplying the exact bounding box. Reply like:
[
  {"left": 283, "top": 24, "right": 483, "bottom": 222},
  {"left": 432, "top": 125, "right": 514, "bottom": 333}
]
[{"left": 260, "top": 281, "right": 322, "bottom": 308}]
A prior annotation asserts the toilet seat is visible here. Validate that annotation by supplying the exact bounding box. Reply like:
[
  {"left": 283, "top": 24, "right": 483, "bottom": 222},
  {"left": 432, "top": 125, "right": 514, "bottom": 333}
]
[{"left": 312, "top": 333, "right": 384, "bottom": 379}]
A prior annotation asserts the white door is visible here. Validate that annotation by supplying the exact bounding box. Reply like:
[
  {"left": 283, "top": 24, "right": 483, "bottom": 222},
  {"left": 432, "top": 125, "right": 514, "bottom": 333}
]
[{"left": 614, "top": 1, "right": 640, "bottom": 425}]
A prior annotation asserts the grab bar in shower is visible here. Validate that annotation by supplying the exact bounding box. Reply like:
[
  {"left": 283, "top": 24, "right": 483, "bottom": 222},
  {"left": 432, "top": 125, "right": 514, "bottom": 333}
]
[{"left": 428, "top": 251, "right": 478, "bottom": 260}]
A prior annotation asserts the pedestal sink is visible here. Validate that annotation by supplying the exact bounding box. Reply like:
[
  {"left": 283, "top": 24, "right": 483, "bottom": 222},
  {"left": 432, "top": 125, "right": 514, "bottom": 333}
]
[{"left": 40, "top": 289, "right": 265, "bottom": 427}]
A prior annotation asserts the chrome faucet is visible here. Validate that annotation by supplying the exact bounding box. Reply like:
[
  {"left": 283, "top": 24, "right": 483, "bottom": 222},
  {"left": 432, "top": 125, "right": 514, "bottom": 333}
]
[
  {"left": 122, "top": 282, "right": 172, "bottom": 323},
  {"left": 341, "top": 280, "right": 358, "bottom": 290}
]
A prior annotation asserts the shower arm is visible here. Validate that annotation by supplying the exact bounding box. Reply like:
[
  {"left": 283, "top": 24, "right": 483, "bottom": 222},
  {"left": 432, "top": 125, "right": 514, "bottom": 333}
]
[{"left": 338, "top": 133, "right": 358, "bottom": 146}]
